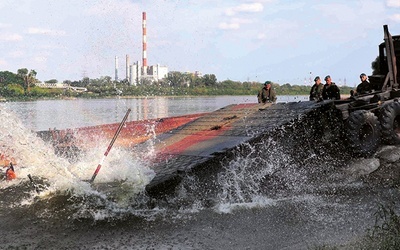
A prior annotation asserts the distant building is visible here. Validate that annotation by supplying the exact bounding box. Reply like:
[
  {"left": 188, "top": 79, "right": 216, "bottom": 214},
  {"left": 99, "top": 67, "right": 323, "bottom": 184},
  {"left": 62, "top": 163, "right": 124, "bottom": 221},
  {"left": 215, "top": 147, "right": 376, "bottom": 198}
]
[
  {"left": 123, "top": 12, "right": 170, "bottom": 86},
  {"left": 127, "top": 60, "right": 168, "bottom": 86},
  {"left": 194, "top": 71, "right": 203, "bottom": 78},
  {"left": 148, "top": 64, "right": 168, "bottom": 81},
  {"left": 37, "top": 82, "right": 87, "bottom": 92}
]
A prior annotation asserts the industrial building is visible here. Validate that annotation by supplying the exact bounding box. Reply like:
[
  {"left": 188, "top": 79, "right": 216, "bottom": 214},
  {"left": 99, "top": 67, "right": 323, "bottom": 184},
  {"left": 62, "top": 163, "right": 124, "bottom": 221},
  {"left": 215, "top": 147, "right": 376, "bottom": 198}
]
[{"left": 115, "top": 12, "right": 169, "bottom": 86}]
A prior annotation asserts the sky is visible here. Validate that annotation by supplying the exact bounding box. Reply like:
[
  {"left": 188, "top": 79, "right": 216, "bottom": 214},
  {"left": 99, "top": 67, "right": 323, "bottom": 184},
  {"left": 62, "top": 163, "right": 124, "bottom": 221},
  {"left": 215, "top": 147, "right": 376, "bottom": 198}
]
[{"left": 0, "top": 0, "right": 399, "bottom": 87}]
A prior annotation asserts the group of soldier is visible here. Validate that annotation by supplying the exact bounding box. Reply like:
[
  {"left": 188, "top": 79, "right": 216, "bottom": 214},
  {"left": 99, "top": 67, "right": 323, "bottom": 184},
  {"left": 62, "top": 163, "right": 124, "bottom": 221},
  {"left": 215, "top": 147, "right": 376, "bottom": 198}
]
[
  {"left": 258, "top": 73, "right": 373, "bottom": 104},
  {"left": 309, "top": 73, "right": 374, "bottom": 102},
  {"left": 309, "top": 75, "right": 340, "bottom": 101}
]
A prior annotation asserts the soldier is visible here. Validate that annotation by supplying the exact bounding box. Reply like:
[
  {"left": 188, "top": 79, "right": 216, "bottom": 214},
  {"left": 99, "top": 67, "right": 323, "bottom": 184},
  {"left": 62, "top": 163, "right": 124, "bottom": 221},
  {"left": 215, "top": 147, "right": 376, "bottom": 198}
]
[
  {"left": 258, "top": 81, "right": 277, "bottom": 103},
  {"left": 309, "top": 76, "right": 323, "bottom": 101},
  {"left": 355, "top": 73, "right": 373, "bottom": 95},
  {"left": 322, "top": 75, "right": 341, "bottom": 100}
]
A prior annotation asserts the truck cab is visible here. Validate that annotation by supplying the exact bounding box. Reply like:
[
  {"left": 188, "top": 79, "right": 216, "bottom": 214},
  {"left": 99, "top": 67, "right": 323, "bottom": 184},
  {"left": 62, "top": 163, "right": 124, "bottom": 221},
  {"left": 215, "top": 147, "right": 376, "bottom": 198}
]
[{"left": 332, "top": 25, "right": 400, "bottom": 156}]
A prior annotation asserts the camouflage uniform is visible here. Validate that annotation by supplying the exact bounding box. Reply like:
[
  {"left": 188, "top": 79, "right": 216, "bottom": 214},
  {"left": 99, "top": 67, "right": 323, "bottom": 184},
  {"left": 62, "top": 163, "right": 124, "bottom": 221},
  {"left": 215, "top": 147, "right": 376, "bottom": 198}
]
[
  {"left": 309, "top": 83, "right": 324, "bottom": 101},
  {"left": 258, "top": 86, "right": 277, "bottom": 103}
]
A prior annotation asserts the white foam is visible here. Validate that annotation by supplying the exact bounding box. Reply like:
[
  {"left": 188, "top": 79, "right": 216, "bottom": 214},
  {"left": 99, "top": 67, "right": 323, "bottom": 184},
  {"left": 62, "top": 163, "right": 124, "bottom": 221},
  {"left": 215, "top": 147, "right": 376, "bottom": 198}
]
[
  {"left": 0, "top": 106, "right": 155, "bottom": 201},
  {"left": 216, "top": 196, "right": 277, "bottom": 214}
]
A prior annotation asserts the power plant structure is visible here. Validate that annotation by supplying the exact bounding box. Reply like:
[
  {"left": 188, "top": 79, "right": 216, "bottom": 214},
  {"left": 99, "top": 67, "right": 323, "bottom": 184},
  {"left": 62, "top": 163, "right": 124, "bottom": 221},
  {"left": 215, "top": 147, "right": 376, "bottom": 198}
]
[{"left": 114, "top": 12, "right": 168, "bottom": 86}]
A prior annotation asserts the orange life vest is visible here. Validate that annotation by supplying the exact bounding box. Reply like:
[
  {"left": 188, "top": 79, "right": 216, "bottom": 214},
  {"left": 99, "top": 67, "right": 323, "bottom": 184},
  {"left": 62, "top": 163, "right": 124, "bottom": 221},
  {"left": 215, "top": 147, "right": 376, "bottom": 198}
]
[{"left": 6, "top": 168, "right": 16, "bottom": 181}]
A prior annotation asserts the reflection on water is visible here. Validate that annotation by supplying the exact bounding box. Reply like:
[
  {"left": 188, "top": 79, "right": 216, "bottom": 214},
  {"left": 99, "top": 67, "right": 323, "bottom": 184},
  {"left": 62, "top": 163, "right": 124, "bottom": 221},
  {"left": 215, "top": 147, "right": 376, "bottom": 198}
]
[{"left": 1, "top": 95, "right": 308, "bottom": 131}]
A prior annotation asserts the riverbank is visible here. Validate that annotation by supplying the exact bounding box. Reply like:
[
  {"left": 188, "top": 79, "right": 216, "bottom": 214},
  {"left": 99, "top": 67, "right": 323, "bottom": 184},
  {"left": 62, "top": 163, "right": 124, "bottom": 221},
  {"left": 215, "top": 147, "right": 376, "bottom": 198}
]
[{"left": 0, "top": 80, "right": 355, "bottom": 102}]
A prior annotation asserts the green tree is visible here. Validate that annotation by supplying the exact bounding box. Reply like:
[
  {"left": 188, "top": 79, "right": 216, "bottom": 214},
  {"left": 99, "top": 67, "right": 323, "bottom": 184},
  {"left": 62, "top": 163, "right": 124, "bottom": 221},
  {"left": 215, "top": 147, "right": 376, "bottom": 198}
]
[
  {"left": 45, "top": 79, "right": 58, "bottom": 84},
  {"left": 17, "top": 68, "right": 37, "bottom": 95},
  {"left": 166, "top": 71, "right": 185, "bottom": 87},
  {"left": 139, "top": 78, "right": 153, "bottom": 86},
  {"left": 0, "top": 71, "right": 22, "bottom": 85},
  {"left": 82, "top": 77, "right": 90, "bottom": 86},
  {"left": 3, "top": 84, "right": 24, "bottom": 97},
  {"left": 203, "top": 74, "right": 217, "bottom": 86},
  {"left": 185, "top": 73, "right": 198, "bottom": 87}
]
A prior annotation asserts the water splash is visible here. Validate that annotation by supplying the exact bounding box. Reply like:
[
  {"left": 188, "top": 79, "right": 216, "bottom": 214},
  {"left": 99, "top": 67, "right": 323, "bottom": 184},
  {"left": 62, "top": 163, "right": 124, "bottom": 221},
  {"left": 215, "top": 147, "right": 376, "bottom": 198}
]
[
  {"left": 0, "top": 106, "right": 155, "bottom": 220},
  {"left": 0, "top": 104, "right": 361, "bottom": 222},
  {"left": 214, "top": 138, "right": 294, "bottom": 213}
]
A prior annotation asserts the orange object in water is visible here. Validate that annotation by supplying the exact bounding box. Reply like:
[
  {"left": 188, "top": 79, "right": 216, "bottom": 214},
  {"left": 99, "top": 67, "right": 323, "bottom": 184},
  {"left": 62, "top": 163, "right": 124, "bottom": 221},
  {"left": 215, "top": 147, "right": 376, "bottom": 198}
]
[{"left": 6, "top": 169, "right": 16, "bottom": 181}]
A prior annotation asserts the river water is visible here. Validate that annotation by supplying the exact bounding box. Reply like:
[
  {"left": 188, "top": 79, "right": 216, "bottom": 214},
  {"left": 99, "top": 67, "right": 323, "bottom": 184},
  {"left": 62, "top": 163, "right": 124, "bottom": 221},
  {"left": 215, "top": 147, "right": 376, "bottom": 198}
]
[
  {"left": 0, "top": 95, "right": 398, "bottom": 249},
  {"left": 1, "top": 95, "right": 307, "bottom": 131}
]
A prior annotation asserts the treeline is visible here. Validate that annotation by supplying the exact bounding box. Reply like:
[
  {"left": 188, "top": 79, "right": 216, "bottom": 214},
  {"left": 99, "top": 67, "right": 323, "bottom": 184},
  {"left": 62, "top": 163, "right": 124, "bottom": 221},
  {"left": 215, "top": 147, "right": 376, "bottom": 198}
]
[{"left": 0, "top": 69, "right": 354, "bottom": 100}]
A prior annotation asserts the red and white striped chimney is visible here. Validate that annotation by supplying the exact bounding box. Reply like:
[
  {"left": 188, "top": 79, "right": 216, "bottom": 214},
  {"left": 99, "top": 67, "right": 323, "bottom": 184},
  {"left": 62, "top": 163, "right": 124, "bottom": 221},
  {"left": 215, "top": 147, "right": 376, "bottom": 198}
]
[{"left": 142, "top": 12, "right": 147, "bottom": 75}]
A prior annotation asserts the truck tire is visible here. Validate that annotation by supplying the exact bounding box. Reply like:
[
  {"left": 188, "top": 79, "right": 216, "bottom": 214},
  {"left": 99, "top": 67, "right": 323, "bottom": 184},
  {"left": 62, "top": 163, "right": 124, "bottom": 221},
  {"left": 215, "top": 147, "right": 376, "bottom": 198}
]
[
  {"left": 380, "top": 101, "right": 400, "bottom": 144},
  {"left": 346, "top": 110, "right": 380, "bottom": 156}
]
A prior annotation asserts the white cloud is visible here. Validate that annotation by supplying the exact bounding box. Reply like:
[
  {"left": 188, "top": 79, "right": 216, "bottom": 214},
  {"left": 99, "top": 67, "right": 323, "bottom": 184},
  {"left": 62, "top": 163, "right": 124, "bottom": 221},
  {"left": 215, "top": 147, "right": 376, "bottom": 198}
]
[
  {"left": 219, "top": 17, "right": 253, "bottom": 30},
  {"left": 389, "top": 14, "right": 400, "bottom": 22},
  {"left": 225, "top": 3, "right": 264, "bottom": 16},
  {"left": 387, "top": 0, "right": 400, "bottom": 7},
  {"left": 219, "top": 22, "right": 240, "bottom": 30},
  {"left": 0, "top": 34, "right": 22, "bottom": 41},
  {"left": 27, "top": 28, "right": 66, "bottom": 36}
]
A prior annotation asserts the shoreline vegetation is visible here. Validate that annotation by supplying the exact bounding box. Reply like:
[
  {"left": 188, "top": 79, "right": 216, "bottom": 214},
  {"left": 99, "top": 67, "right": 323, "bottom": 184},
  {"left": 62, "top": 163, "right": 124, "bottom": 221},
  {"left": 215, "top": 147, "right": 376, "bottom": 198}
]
[
  {"left": 0, "top": 80, "right": 356, "bottom": 102},
  {"left": 0, "top": 69, "right": 355, "bottom": 102}
]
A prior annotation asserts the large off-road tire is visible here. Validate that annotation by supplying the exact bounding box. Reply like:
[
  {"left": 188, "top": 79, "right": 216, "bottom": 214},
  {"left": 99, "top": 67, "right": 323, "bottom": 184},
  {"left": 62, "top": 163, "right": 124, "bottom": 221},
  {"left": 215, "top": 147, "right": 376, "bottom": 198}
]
[
  {"left": 380, "top": 101, "right": 400, "bottom": 144},
  {"left": 346, "top": 110, "right": 380, "bottom": 156}
]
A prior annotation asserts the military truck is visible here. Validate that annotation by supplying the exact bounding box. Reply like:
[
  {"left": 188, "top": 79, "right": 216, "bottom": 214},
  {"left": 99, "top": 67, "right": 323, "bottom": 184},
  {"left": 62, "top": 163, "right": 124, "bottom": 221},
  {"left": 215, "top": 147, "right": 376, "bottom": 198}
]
[{"left": 333, "top": 25, "right": 400, "bottom": 156}]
